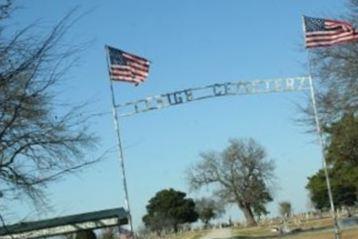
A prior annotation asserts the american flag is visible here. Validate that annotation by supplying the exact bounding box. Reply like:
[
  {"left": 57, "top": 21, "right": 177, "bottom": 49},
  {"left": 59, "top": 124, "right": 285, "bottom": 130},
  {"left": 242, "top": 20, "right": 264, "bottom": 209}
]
[
  {"left": 303, "top": 16, "right": 358, "bottom": 48},
  {"left": 107, "top": 46, "right": 150, "bottom": 85}
]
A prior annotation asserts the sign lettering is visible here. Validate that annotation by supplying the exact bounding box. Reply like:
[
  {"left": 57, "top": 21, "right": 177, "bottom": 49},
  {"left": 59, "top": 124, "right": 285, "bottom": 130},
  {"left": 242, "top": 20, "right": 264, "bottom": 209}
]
[{"left": 116, "top": 77, "right": 310, "bottom": 117}]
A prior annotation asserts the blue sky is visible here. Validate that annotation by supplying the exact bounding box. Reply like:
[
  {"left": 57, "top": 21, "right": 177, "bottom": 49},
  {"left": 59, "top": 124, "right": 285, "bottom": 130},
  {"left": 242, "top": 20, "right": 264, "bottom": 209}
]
[{"left": 10, "top": 0, "right": 347, "bottom": 228}]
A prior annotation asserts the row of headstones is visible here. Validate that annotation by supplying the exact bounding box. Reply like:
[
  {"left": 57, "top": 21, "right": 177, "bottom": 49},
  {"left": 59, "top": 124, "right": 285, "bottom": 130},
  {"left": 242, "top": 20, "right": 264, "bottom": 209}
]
[{"left": 256, "top": 207, "right": 358, "bottom": 227}]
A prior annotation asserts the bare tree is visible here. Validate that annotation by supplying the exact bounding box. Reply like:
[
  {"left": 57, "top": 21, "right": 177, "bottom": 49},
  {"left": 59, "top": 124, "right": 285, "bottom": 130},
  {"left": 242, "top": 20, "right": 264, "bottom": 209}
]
[
  {"left": 0, "top": 1, "right": 99, "bottom": 214},
  {"left": 187, "top": 138, "right": 275, "bottom": 226}
]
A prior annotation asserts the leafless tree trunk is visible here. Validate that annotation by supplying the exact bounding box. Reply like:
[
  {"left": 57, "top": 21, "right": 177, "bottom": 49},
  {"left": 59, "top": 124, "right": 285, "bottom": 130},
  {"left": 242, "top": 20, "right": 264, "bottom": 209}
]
[{"left": 240, "top": 202, "right": 257, "bottom": 226}]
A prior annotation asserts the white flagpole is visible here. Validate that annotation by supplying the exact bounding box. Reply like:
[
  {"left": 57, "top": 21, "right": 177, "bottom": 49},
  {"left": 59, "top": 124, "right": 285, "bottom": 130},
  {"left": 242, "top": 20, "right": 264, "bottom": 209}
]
[
  {"left": 302, "top": 16, "right": 340, "bottom": 239},
  {"left": 307, "top": 73, "right": 341, "bottom": 238},
  {"left": 105, "top": 45, "right": 135, "bottom": 237}
]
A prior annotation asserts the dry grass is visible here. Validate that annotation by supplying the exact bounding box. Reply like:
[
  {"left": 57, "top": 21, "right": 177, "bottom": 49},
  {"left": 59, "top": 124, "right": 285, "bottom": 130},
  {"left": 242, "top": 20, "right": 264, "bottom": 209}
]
[
  {"left": 281, "top": 228, "right": 358, "bottom": 239},
  {"left": 230, "top": 228, "right": 358, "bottom": 239},
  {"left": 165, "top": 218, "right": 357, "bottom": 239},
  {"left": 230, "top": 217, "right": 358, "bottom": 239},
  {"left": 232, "top": 225, "right": 277, "bottom": 237},
  {"left": 296, "top": 217, "right": 332, "bottom": 229}
]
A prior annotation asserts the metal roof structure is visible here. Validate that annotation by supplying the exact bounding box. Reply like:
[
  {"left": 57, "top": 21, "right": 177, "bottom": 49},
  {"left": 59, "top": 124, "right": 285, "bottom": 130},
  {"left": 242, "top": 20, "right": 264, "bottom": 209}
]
[{"left": 0, "top": 207, "right": 128, "bottom": 239}]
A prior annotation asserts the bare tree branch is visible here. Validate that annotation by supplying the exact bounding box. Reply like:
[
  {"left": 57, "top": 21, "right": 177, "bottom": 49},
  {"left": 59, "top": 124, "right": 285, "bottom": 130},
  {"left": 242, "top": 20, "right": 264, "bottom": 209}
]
[
  {"left": 187, "top": 138, "right": 275, "bottom": 226},
  {"left": 0, "top": 1, "right": 101, "bottom": 219}
]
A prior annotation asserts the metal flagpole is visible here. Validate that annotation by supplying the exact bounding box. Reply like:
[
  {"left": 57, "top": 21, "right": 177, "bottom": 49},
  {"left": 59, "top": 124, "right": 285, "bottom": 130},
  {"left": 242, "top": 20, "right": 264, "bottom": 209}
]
[
  {"left": 302, "top": 16, "right": 340, "bottom": 239},
  {"left": 105, "top": 46, "right": 135, "bottom": 237},
  {"left": 307, "top": 63, "right": 341, "bottom": 239}
]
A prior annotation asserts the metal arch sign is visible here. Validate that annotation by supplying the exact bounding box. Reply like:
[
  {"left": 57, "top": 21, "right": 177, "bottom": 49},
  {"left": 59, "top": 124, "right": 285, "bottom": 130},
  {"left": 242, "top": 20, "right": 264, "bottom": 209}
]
[
  {"left": 116, "top": 76, "right": 310, "bottom": 117},
  {"left": 111, "top": 75, "right": 340, "bottom": 237}
]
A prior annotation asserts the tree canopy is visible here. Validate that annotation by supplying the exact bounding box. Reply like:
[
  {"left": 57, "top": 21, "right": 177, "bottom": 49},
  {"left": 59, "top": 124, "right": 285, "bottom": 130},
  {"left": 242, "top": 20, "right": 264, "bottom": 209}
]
[
  {"left": 142, "top": 188, "right": 198, "bottom": 233},
  {"left": 306, "top": 115, "right": 357, "bottom": 211},
  {"left": 326, "top": 114, "right": 358, "bottom": 166},
  {"left": 187, "top": 138, "right": 275, "bottom": 226},
  {"left": 306, "top": 115, "right": 357, "bottom": 210},
  {"left": 306, "top": 167, "right": 357, "bottom": 210}
]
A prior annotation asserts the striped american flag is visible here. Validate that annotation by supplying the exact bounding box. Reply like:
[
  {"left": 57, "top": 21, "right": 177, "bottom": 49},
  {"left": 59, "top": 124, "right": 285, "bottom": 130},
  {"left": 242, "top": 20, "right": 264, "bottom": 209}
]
[
  {"left": 303, "top": 16, "right": 358, "bottom": 48},
  {"left": 107, "top": 45, "right": 150, "bottom": 85}
]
